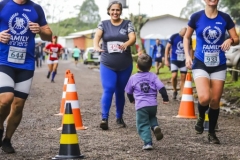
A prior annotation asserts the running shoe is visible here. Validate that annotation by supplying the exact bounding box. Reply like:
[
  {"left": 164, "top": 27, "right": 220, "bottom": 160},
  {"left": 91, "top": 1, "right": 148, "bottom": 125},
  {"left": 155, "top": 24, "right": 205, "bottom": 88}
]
[
  {"left": 51, "top": 80, "right": 55, "bottom": 83},
  {"left": 208, "top": 133, "right": 220, "bottom": 144},
  {"left": 116, "top": 118, "right": 126, "bottom": 128},
  {"left": 142, "top": 143, "right": 153, "bottom": 150},
  {"left": 100, "top": 119, "right": 108, "bottom": 130},
  {"left": 47, "top": 73, "right": 50, "bottom": 79},
  {"left": 153, "top": 126, "right": 163, "bottom": 141},
  {"left": 2, "top": 138, "right": 15, "bottom": 153},
  {"left": 195, "top": 117, "right": 204, "bottom": 134}
]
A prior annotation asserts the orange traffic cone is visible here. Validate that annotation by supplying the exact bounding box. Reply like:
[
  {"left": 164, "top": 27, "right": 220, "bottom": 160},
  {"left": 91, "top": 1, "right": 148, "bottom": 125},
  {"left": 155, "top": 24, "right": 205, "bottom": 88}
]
[
  {"left": 58, "top": 73, "right": 87, "bottom": 130},
  {"left": 175, "top": 72, "right": 197, "bottom": 119},
  {"left": 52, "top": 103, "right": 84, "bottom": 159},
  {"left": 55, "top": 69, "right": 71, "bottom": 116}
]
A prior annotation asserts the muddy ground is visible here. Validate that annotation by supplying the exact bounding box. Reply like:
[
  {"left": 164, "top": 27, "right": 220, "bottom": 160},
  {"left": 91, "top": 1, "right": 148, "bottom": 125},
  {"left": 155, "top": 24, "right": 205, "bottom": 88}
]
[{"left": 1, "top": 60, "right": 240, "bottom": 160}]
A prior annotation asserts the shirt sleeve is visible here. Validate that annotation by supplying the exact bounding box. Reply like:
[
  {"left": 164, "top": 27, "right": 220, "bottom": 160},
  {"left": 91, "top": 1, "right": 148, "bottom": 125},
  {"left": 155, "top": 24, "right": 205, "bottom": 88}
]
[
  {"left": 45, "top": 44, "right": 50, "bottom": 50},
  {"left": 154, "top": 75, "right": 165, "bottom": 90},
  {"left": 34, "top": 4, "right": 48, "bottom": 27},
  {"left": 97, "top": 21, "right": 103, "bottom": 31},
  {"left": 128, "top": 22, "right": 135, "bottom": 33}
]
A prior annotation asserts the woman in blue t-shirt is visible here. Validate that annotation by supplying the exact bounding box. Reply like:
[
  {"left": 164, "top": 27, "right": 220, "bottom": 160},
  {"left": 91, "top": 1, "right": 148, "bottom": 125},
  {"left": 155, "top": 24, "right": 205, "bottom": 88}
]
[
  {"left": 93, "top": 1, "right": 136, "bottom": 130},
  {"left": 183, "top": 0, "right": 239, "bottom": 144}
]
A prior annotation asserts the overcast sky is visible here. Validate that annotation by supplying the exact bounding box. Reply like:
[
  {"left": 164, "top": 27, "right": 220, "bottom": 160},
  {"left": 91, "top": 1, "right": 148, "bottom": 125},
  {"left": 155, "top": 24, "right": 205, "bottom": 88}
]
[{"left": 32, "top": 0, "right": 189, "bottom": 23}]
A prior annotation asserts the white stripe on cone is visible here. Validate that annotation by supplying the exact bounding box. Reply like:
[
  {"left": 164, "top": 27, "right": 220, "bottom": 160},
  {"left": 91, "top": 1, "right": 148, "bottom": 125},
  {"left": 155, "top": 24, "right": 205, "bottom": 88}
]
[
  {"left": 64, "top": 78, "right": 68, "bottom": 84},
  {"left": 181, "top": 94, "right": 193, "bottom": 101},
  {"left": 62, "top": 92, "right": 66, "bottom": 98},
  {"left": 65, "top": 100, "right": 80, "bottom": 109},
  {"left": 184, "top": 81, "right": 192, "bottom": 88},
  {"left": 66, "top": 84, "right": 77, "bottom": 92}
]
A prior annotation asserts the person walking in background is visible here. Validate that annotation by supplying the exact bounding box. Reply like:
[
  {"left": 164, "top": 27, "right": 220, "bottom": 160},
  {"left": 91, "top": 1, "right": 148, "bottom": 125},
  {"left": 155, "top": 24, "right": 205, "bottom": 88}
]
[
  {"left": 72, "top": 46, "right": 81, "bottom": 66},
  {"left": 184, "top": 0, "right": 239, "bottom": 144},
  {"left": 34, "top": 41, "right": 44, "bottom": 68},
  {"left": 93, "top": 1, "right": 136, "bottom": 130},
  {"left": 165, "top": 28, "right": 193, "bottom": 100},
  {"left": 63, "top": 47, "right": 69, "bottom": 60},
  {"left": 0, "top": 0, "right": 52, "bottom": 153},
  {"left": 125, "top": 54, "right": 169, "bottom": 150},
  {"left": 152, "top": 39, "right": 165, "bottom": 75},
  {"left": 43, "top": 36, "right": 63, "bottom": 83}
]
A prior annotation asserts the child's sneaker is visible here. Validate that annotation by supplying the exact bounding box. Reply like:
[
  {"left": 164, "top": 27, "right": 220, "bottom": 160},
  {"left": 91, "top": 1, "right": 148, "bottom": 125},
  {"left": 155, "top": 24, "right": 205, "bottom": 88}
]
[
  {"left": 153, "top": 126, "right": 163, "bottom": 141},
  {"left": 142, "top": 143, "right": 153, "bottom": 150}
]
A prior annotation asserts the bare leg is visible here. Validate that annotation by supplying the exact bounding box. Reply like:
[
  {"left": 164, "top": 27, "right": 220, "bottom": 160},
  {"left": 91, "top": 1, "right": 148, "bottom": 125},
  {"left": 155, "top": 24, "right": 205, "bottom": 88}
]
[
  {"left": 5, "top": 97, "right": 26, "bottom": 139},
  {"left": 0, "top": 93, "right": 14, "bottom": 130}
]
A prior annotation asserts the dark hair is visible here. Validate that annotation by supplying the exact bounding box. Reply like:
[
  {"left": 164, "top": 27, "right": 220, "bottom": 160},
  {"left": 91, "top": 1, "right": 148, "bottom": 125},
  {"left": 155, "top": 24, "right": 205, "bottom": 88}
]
[
  {"left": 137, "top": 54, "right": 152, "bottom": 72},
  {"left": 107, "top": 1, "right": 122, "bottom": 15}
]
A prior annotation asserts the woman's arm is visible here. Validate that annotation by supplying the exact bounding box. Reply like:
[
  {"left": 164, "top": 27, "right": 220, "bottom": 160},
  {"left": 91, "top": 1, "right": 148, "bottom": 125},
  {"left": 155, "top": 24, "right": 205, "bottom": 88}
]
[
  {"left": 183, "top": 26, "right": 194, "bottom": 69},
  {"left": 93, "top": 29, "right": 104, "bottom": 52}
]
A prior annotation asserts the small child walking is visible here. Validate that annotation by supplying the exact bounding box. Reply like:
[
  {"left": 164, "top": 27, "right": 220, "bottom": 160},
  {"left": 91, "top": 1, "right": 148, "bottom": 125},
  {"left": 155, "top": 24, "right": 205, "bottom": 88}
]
[{"left": 125, "top": 53, "right": 169, "bottom": 150}]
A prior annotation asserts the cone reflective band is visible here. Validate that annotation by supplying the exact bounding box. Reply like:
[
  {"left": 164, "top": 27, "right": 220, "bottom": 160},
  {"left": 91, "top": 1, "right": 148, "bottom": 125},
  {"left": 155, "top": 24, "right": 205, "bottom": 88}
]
[
  {"left": 175, "top": 72, "right": 196, "bottom": 119},
  {"left": 55, "top": 69, "right": 71, "bottom": 116},
  {"left": 52, "top": 103, "right": 84, "bottom": 159}
]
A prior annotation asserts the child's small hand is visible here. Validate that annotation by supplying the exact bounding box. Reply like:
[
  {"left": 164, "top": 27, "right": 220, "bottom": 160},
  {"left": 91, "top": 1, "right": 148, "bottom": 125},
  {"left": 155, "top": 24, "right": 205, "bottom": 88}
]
[
  {"left": 163, "top": 101, "right": 169, "bottom": 104},
  {"left": 132, "top": 101, "right": 135, "bottom": 104}
]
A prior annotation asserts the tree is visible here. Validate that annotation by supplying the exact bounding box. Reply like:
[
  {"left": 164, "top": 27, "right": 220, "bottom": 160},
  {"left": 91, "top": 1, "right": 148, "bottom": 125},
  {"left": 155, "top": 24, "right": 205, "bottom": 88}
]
[
  {"left": 220, "top": 0, "right": 240, "bottom": 23},
  {"left": 76, "top": 0, "right": 101, "bottom": 30},
  {"left": 129, "top": 14, "right": 148, "bottom": 55},
  {"left": 180, "top": 0, "right": 205, "bottom": 19}
]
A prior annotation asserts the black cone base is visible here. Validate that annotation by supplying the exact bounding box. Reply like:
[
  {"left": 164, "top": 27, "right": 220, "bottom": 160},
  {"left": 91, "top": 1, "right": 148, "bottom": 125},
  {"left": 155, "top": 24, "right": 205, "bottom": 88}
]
[{"left": 52, "top": 154, "right": 84, "bottom": 159}]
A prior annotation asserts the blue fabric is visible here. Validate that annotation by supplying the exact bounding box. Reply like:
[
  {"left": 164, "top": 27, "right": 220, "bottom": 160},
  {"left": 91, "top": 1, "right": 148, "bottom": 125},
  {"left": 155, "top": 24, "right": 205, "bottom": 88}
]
[
  {"left": 51, "top": 71, "right": 56, "bottom": 81},
  {"left": 100, "top": 63, "right": 132, "bottom": 119},
  {"left": 188, "top": 10, "right": 235, "bottom": 66},
  {"left": 0, "top": 0, "right": 47, "bottom": 70}
]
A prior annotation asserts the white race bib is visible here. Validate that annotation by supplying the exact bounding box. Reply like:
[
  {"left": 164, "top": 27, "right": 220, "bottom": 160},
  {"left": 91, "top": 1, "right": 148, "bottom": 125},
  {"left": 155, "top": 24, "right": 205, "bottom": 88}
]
[
  {"left": 177, "top": 53, "right": 185, "bottom": 61},
  {"left": 156, "top": 53, "right": 161, "bottom": 58},
  {"left": 51, "top": 52, "right": 58, "bottom": 58},
  {"left": 107, "top": 41, "right": 123, "bottom": 53},
  {"left": 204, "top": 52, "right": 219, "bottom": 67},
  {"left": 8, "top": 46, "right": 26, "bottom": 64}
]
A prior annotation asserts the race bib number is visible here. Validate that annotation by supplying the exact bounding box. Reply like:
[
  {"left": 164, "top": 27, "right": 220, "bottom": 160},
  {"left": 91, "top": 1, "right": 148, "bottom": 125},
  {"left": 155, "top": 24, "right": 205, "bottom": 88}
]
[
  {"left": 107, "top": 41, "right": 123, "bottom": 53},
  {"left": 51, "top": 52, "right": 58, "bottom": 58},
  {"left": 177, "top": 53, "right": 185, "bottom": 61},
  {"left": 156, "top": 52, "right": 161, "bottom": 58},
  {"left": 204, "top": 52, "right": 219, "bottom": 67},
  {"left": 8, "top": 46, "right": 26, "bottom": 64}
]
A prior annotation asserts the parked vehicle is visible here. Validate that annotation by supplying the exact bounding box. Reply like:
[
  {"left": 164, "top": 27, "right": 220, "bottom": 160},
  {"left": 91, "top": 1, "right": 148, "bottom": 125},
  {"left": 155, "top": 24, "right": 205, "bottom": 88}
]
[
  {"left": 225, "top": 45, "right": 240, "bottom": 76},
  {"left": 83, "top": 47, "right": 100, "bottom": 65}
]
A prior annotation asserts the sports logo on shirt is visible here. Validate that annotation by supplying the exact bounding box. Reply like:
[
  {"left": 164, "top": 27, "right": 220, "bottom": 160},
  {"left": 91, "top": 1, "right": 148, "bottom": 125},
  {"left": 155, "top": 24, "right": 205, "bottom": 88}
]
[
  {"left": 140, "top": 82, "right": 150, "bottom": 93},
  {"left": 177, "top": 41, "right": 184, "bottom": 51},
  {"left": 9, "top": 13, "right": 30, "bottom": 35},
  {"left": 203, "top": 26, "right": 222, "bottom": 44},
  {"left": 119, "top": 28, "right": 127, "bottom": 35}
]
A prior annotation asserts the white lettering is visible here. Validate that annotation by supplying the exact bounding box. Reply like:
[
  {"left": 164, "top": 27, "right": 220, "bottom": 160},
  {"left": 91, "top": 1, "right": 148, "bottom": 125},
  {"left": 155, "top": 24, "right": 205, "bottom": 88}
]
[{"left": 10, "top": 35, "right": 29, "bottom": 42}]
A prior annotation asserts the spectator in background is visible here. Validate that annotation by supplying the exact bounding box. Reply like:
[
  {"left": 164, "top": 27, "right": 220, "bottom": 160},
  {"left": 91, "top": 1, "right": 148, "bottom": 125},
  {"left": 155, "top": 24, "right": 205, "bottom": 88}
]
[
  {"left": 34, "top": 41, "right": 43, "bottom": 68},
  {"left": 72, "top": 46, "right": 81, "bottom": 66},
  {"left": 152, "top": 39, "right": 165, "bottom": 75},
  {"left": 63, "top": 47, "right": 69, "bottom": 60}
]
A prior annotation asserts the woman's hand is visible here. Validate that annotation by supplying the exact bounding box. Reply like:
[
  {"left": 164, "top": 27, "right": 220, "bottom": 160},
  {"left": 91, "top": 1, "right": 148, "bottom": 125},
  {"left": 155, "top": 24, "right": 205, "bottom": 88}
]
[
  {"left": 165, "top": 59, "right": 170, "bottom": 67},
  {"left": 118, "top": 43, "right": 128, "bottom": 51},
  {"left": 185, "top": 56, "right": 193, "bottom": 70},
  {"left": 94, "top": 46, "right": 104, "bottom": 52},
  {"left": 0, "top": 29, "right": 10, "bottom": 44},
  {"left": 221, "top": 39, "right": 232, "bottom": 51}
]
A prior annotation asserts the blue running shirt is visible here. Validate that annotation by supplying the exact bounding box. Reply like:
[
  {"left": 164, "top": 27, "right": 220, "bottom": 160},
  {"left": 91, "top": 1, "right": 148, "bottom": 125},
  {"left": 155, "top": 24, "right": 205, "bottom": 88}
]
[
  {"left": 0, "top": 0, "right": 47, "bottom": 70},
  {"left": 188, "top": 10, "right": 235, "bottom": 67},
  {"left": 168, "top": 33, "right": 185, "bottom": 61}
]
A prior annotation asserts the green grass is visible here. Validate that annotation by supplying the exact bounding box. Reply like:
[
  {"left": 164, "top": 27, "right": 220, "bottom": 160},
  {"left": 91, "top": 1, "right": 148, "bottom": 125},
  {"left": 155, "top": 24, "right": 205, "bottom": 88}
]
[{"left": 224, "top": 72, "right": 240, "bottom": 89}]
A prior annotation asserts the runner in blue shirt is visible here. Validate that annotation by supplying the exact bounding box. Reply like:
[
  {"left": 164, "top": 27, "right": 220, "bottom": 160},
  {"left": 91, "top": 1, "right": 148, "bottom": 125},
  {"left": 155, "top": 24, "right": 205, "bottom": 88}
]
[
  {"left": 165, "top": 28, "right": 193, "bottom": 100},
  {"left": 152, "top": 39, "right": 165, "bottom": 75},
  {"left": 0, "top": 0, "right": 52, "bottom": 153},
  {"left": 183, "top": 0, "right": 239, "bottom": 144}
]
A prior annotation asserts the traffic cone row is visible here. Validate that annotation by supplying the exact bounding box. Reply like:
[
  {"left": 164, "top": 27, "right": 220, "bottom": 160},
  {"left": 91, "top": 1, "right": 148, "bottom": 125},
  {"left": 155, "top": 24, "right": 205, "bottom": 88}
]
[{"left": 53, "top": 69, "right": 87, "bottom": 159}]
